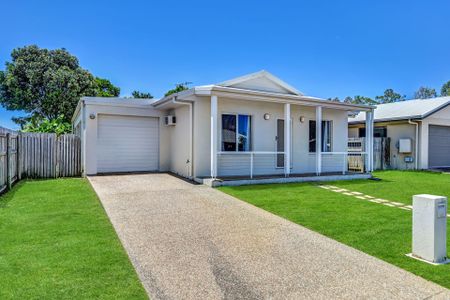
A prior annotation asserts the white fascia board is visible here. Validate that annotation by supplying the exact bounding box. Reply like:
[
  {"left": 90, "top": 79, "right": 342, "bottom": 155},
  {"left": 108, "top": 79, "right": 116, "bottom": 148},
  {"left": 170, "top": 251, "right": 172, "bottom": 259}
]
[
  {"left": 348, "top": 115, "right": 423, "bottom": 124},
  {"left": 81, "top": 97, "right": 156, "bottom": 107},
  {"left": 422, "top": 101, "right": 450, "bottom": 119},
  {"left": 151, "top": 88, "right": 196, "bottom": 108},
  {"left": 71, "top": 99, "right": 84, "bottom": 123},
  {"left": 203, "top": 85, "right": 374, "bottom": 111}
]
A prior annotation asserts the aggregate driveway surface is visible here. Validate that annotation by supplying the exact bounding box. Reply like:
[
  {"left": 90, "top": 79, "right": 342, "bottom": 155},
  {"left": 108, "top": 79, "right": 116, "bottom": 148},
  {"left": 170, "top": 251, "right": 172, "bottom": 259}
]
[{"left": 89, "top": 174, "right": 449, "bottom": 300}]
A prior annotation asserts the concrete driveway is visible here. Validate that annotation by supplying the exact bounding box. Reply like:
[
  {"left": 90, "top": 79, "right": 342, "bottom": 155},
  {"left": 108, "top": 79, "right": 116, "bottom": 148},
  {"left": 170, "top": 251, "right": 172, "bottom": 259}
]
[{"left": 89, "top": 174, "right": 449, "bottom": 299}]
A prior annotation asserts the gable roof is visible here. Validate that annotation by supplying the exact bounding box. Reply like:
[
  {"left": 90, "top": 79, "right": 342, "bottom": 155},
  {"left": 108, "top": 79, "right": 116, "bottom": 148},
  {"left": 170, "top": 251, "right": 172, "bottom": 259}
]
[
  {"left": 152, "top": 70, "right": 374, "bottom": 112},
  {"left": 216, "top": 70, "right": 303, "bottom": 95},
  {"left": 349, "top": 96, "right": 450, "bottom": 123}
]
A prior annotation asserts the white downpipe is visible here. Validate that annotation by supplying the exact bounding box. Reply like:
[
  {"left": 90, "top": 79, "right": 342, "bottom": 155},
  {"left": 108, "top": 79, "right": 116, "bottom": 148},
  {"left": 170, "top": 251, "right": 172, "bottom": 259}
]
[
  {"left": 172, "top": 97, "right": 194, "bottom": 178},
  {"left": 408, "top": 119, "right": 419, "bottom": 170},
  {"left": 316, "top": 106, "right": 322, "bottom": 175}
]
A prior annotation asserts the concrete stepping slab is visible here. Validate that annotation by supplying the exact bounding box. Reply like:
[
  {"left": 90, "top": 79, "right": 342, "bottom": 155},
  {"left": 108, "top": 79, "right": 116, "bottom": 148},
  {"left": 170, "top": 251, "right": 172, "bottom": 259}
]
[
  {"left": 318, "top": 186, "right": 331, "bottom": 189},
  {"left": 369, "top": 199, "right": 382, "bottom": 203},
  {"left": 351, "top": 192, "right": 363, "bottom": 195},
  {"left": 375, "top": 199, "right": 389, "bottom": 203}
]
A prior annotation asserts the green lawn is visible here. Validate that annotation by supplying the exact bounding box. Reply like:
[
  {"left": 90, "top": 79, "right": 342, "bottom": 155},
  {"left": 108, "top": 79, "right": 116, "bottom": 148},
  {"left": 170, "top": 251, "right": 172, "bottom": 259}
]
[
  {"left": 0, "top": 179, "right": 147, "bottom": 300},
  {"left": 219, "top": 170, "right": 450, "bottom": 289}
]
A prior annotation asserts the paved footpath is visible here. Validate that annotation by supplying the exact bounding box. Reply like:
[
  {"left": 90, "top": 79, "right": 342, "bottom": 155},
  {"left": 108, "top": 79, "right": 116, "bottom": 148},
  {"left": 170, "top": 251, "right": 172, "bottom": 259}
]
[
  {"left": 319, "top": 184, "right": 450, "bottom": 217},
  {"left": 89, "top": 174, "right": 450, "bottom": 300}
]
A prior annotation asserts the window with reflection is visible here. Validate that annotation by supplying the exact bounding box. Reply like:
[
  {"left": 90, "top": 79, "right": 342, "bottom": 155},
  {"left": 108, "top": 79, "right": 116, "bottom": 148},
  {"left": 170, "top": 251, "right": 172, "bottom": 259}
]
[
  {"left": 309, "top": 120, "right": 332, "bottom": 152},
  {"left": 222, "top": 114, "right": 251, "bottom": 152}
]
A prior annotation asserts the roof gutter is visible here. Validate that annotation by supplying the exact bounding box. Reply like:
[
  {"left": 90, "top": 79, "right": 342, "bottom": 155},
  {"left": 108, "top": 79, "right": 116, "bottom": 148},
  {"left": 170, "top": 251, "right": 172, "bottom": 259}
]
[
  {"left": 200, "top": 86, "right": 374, "bottom": 111},
  {"left": 349, "top": 116, "right": 423, "bottom": 125},
  {"left": 152, "top": 89, "right": 195, "bottom": 108}
]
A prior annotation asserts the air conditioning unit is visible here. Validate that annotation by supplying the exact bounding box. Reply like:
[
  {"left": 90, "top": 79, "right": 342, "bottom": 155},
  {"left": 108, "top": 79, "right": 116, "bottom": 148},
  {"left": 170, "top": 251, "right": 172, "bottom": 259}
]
[{"left": 164, "top": 115, "right": 176, "bottom": 126}]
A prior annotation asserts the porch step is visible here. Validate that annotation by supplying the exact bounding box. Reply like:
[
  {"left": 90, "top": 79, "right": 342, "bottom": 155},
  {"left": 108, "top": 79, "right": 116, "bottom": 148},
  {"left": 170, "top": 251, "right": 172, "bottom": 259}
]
[{"left": 196, "top": 174, "right": 372, "bottom": 187}]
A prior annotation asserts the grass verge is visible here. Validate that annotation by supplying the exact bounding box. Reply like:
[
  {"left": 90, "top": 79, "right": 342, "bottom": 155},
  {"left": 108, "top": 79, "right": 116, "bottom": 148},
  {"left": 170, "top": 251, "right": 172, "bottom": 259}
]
[
  {"left": 0, "top": 178, "right": 147, "bottom": 299},
  {"left": 219, "top": 171, "right": 450, "bottom": 289}
]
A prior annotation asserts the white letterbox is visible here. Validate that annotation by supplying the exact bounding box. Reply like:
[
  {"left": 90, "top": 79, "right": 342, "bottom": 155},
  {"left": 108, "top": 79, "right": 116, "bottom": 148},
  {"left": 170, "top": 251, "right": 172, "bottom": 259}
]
[{"left": 411, "top": 194, "right": 448, "bottom": 264}]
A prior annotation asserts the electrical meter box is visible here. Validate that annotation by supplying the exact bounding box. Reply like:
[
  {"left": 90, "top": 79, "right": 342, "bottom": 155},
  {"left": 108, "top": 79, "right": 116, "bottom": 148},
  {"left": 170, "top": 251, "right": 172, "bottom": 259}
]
[
  {"left": 412, "top": 194, "right": 447, "bottom": 263},
  {"left": 399, "top": 138, "right": 412, "bottom": 153}
]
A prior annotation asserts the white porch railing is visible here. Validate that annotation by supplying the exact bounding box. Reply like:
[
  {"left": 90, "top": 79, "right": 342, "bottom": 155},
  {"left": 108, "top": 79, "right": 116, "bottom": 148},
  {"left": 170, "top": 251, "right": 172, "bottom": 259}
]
[
  {"left": 217, "top": 151, "right": 285, "bottom": 178},
  {"left": 322, "top": 152, "right": 368, "bottom": 174},
  {"left": 217, "top": 151, "right": 368, "bottom": 178}
]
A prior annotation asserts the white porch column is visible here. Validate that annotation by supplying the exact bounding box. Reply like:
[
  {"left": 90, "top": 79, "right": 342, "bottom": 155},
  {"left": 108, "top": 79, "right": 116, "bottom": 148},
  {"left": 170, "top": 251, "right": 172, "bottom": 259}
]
[
  {"left": 284, "top": 103, "right": 291, "bottom": 177},
  {"left": 211, "top": 95, "right": 218, "bottom": 178},
  {"left": 365, "top": 110, "right": 374, "bottom": 172},
  {"left": 316, "top": 106, "right": 322, "bottom": 175}
]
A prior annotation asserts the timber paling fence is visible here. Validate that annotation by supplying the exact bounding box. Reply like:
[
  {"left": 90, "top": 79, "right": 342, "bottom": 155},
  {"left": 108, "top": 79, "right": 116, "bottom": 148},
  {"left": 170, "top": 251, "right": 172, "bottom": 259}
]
[{"left": 0, "top": 128, "right": 81, "bottom": 194}]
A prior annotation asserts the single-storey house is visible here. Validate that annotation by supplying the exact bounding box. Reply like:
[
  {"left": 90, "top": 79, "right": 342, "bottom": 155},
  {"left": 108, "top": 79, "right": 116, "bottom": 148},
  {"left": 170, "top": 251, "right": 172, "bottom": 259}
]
[
  {"left": 72, "top": 71, "right": 375, "bottom": 185},
  {"left": 348, "top": 97, "right": 450, "bottom": 170}
]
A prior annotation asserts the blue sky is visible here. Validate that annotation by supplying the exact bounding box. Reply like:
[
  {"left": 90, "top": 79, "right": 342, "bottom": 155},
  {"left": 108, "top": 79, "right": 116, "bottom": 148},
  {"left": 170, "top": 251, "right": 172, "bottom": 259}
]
[{"left": 1, "top": 0, "right": 450, "bottom": 129}]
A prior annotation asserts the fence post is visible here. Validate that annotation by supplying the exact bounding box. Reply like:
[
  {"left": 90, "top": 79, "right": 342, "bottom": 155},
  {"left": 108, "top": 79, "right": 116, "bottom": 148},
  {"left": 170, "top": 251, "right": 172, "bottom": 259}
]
[
  {"left": 6, "top": 133, "right": 11, "bottom": 190},
  {"left": 17, "top": 134, "right": 21, "bottom": 180},
  {"left": 55, "top": 135, "right": 60, "bottom": 178}
]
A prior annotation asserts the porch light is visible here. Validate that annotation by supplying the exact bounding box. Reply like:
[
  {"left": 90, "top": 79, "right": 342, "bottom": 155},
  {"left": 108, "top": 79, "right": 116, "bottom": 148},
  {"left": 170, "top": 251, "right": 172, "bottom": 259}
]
[
  {"left": 299, "top": 116, "right": 305, "bottom": 123},
  {"left": 263, "top": 113, "right": 270, "bottom": 120},
  {"left": 89, "top": 113, "right": 96, "bottom": 120}
]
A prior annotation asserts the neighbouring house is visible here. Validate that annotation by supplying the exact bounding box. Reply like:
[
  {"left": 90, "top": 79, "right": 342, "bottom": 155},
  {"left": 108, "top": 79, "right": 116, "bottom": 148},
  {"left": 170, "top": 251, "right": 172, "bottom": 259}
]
[
  {"left": 348, "top": 97, "right": 450, "bottom": 170},
  {"left": 72, "top": 70, "right": 375, "bottom": 185}
]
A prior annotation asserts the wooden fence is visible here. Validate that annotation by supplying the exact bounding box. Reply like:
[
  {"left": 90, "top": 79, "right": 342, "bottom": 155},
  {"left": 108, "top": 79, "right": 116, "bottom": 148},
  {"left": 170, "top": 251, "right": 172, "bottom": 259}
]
[
  {"left": 0, "top": 130, "right": 81, "bottom": 194},
  {"left": 347, "top": 137, "right": 391, "bottom": 172}
]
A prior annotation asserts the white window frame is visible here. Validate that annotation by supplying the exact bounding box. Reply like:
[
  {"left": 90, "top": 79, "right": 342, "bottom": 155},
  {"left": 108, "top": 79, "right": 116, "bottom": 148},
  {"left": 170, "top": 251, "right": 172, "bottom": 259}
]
[{"left": 220, "top": 112, "right": 253, "bottom": 152}]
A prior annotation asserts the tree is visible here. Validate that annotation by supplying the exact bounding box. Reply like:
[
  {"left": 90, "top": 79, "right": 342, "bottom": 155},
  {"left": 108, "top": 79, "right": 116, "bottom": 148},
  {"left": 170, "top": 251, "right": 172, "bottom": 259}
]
[
  {"left": 375, "top": 88, "right": 405, "bottom": 103},
  {"left": 22, "top": 115, "right": 71, "bottom": 135},
  {"left": 93, "top": 77, "right": 120, "bottom": 97},
  {"left": 327, "top": 97, "right": 340, "bottom": 102},
  {"left": 164, "top": 82, "right": 191, "bottom": 97},
  {"left": 131, "top": 90, "right": 153, "bottom": 99},
  {"left": 343, "top": 96, "right": 354, "bottom": 103},
  {"left": 441, "top": 81, "right": 450, "bottom": 96},
  {"left": 0, "top": 45, "right": 98, "bottom": 127},
  {"left": 344, "top": 95, "right": 377, "bottom": 105},
  {"left": 414, "top": 86, "right": 436, "bottom": 99}
]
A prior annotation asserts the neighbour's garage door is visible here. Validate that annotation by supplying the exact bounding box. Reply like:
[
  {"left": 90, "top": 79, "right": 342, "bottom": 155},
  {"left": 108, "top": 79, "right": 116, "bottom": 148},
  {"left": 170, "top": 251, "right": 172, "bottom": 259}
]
[
  {"left": 97, "top": 115, "right": 159, "bottom": 173},
  {"left": 429, "top": 125, "right": 450, "bottom": 168}
]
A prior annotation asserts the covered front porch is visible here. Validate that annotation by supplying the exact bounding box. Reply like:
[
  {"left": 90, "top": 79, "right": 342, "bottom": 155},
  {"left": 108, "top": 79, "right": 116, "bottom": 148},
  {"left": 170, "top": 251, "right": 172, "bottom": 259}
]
[{"left": 204, "top": 92, "right": 375, "bottom": 186}]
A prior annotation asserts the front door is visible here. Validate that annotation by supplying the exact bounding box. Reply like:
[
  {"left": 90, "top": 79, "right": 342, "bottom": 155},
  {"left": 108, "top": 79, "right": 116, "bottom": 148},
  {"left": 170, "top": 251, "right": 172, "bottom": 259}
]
[{"left": 277, "top": 119, "right": 284, "bottom": 168}]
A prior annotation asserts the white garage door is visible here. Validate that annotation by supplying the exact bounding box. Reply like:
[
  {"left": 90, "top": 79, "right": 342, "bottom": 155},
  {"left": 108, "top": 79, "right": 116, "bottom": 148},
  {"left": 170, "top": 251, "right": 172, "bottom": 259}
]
[
  {"left": 429, "top": 125, "right": 450, "bottom": 168},
  {"left": 97, "top": 115, "right": 159, "bottom": 173}
]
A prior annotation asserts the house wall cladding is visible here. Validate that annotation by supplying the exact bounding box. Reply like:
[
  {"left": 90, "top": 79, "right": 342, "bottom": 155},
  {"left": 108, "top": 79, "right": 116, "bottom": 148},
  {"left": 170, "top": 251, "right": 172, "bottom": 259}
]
[{"left": 0, "top": 130, "right": 81, "bottom": 194}]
